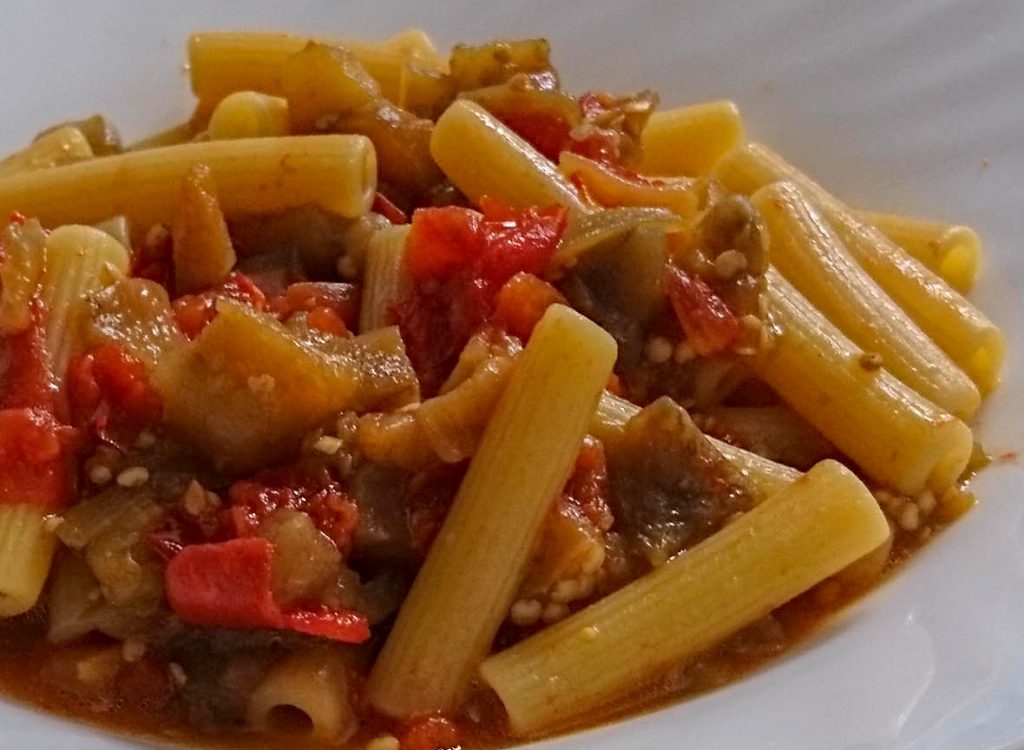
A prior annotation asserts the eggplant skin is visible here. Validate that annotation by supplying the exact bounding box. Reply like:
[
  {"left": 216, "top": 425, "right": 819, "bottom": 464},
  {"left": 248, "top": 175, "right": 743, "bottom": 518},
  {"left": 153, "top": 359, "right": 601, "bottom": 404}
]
[{"left": 607, "top": 397, "right": 754, "bottom": 567}]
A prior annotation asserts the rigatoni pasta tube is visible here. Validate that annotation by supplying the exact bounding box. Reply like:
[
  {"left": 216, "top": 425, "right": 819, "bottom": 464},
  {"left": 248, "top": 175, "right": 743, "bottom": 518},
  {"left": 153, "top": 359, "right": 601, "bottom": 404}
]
[
  {"left": 591, "top": 391, "right": 799, "bottom": 501},
  {"left": 360, "top": 225, "right": 410, "bottom": 333},
  {"left": 480, "top": 459, "right": 890, "bottom": 736},
  {"left": 207, "top": 91, "right": 290, "bottom": 140},
  {"left": 855, "top": 209, "right": 981, "bottom": 293},
  {"left": 638, "top": 100, "right": 744, "bottom": 177},
  {"left": 714, "top": 142, "right": 1004, "bottom": 393},
  {"left": 752, "top": 182, "right": 980, "bottom": 419},
  {"left": 366, "top": 305, "right": 616, "bottom": 717},
  {"left": 0, "top": 505, "right": 57, "bottom": 617},
  {"left": 756, "top": 269, "right": 972, "bottom": 494},
  {"left": 0, "top": 135, "right": 376, "bottom": 229},
  {"left": 431, "top": 100, "right": 587, "bottom": 215},
  {"left": 248, "top": 649, "right": 357, "bottom": 743},
  {"left": 40, "top": 225, "right": 131, "bottom": 382}
]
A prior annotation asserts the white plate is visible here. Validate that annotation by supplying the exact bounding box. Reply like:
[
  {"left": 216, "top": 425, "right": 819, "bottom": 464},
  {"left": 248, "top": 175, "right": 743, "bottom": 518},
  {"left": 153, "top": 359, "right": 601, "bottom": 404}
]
[{"left": 1, "top": 2, "right": 1023, "bottom": 749}]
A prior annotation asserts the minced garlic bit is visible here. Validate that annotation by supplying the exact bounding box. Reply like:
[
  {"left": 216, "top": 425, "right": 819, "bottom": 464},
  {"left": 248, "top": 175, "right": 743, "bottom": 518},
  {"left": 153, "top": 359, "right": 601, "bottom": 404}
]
[
  {"left": 121, "top": 638, "right": 147, "bottom": 664},
  {"left": 134, "top": 430, "right": 157, "bottom": 449},
  {"left": 88, "top": 464, "right": 114, "bottom": 486},
  {"left": 313, "top": 435, "right": 344, "bottom": 456},
  {"left": 713, "top": 249, "right": 748, "bottom": 280},
  {"left": 42, "top": 515, "right": 64, "bottom": 533},
  {"left": 182, "top": 480, "right": 220, "bottom": 516},
  {"left": 673, "top": 341, "right": 696, "bottom": 365},
  {"left": 898, "top": 501, "right": 921, "bottom": 532},
  {"left": 644, "top": 336, "right": 673, "bottom": 365},
  {"left": 116, "top": 466, "right": 150, "bottom": 488},
  {"left": 168, "top": 663, "right": 188, "bottom": 688},
  {"left": 365, "top": 737, "right": 400, "bottom": 750},
  {"left": 550, "top": 579, "right": 580, "bottom": 604},
  {"left": 859, "top": 352, "right": 884, "bottom": 371},
  {"left": 740, "top": 314, "right": 762, "bottom": 332},
  {"left": 144, "top": 223, "right": 170, "bottom": 249},
  {"left": 542, "top": 601, "right": 570, "bottom": 624},
  {"left": 509, "top": 598, "right": 543, "bottom": 627},
  {"left": 916, "top": 489, "right": 937, "bottom": 516}
]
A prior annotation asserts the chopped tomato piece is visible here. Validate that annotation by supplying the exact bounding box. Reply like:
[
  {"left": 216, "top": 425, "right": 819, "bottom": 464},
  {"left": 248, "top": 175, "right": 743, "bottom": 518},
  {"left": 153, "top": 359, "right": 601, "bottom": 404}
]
[
  {"left": 306, "top": 307, "right": 349, "bottom": 336},
  {"left": 372, "top": 192, "right": 409, "bottom": 225},
  {"left": 165, "top": 538, "right": 370, "bottom": 643},
  {"left": 492, "top": 272, "right": 566, "bottom": 341},
  {"left": 664, "top": 265, "right": 741, "bottom": 356},
  {"left": 493, "top": 94, "right": 624, "bottom": 167},
  {"left": 564, "top": 436, "right": 613, "bottom": 532},
  {"left": 66, "top": 343, "right": 162, "bottom": 448},
  {"left": 267, "top": 281, "right": 360, "bottom": 329},
  {"left": 397, "top": 200, "right": 567, "bottom": 393},
  {"left": 0, "top": 408, "right": 76, "bottom": 510},
  {"left": 166, "top": 538, "right": 281, "bottom": 629},
  {"left": 226, "top": 468, "right": 359, "bottom": 556},
  {"left": 0, "top": 311, "right": 55, "bottom": 411},
  {"left": 404, "top": 206, "right": 482, "bottom": 281},
  {"left": 172, "top": 272, "right": 266, "bottom": 339},
  {"left": 281, "top": 606, "right": 370, "bottom": 641},
  {"left": 399, "top": 715, "right": 461, "bottom": 750},
  {"left": 499, "top": 110, "right": 573, "bottom": 162}
]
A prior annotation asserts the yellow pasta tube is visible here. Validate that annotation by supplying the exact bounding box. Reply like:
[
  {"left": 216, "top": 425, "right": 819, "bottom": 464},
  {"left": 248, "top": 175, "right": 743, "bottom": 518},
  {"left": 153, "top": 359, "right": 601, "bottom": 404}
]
[
  {"left": 753, "top": 182, "right": 980, "bottom": 419},
  {"left": 248, "top": 649, "right": 357, "bottom": 743},
  {"left": 0, "top": 505, "right": 58, "bottom": 617},
  {"left": 591, "top": 391, "right": 800, "bottom": 500},
  {"left": 360, "top": 225, "right": 410, "bottom": 333},
  {"left": 0, "top": 135, "right": 376, "bottom": 228},
  {"left": 0, "top": 126, "right": 93, "bottom": 179},
  {"left": 366, "top": 305, "right": 617, "bottom": 717},
  {"left": 207, "top": 91, "right": 290, "bottom": 140},
  {"left": 638, "top": 100, "right": 744, "bottom": 177},
  {"left": 855, "top": 209, "right": 981, "bottom": 293},
  {"left": 431, "top": 100, "right": 587, "bottom": 214},
  {"left": 40, "top": 225, "right": 131, "bottom": 382},
  {"left": 714, "top": 142, "right": 1004, "bottom": 393},
  {"left": 480, "top": 459, "right": 890, "bottom": 736},
  {"left": 188, "top": 30, "right": 444, "bottom": 108},
  {"left": 756, "top": 269, "right": 972, "bottom": 494}
]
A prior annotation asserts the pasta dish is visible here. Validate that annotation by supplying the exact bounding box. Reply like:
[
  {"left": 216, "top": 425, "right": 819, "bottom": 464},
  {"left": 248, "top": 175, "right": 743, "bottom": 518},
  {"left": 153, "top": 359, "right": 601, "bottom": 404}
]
[{"left": 0, "top": 27, "right": 1004, "bottom": 750}]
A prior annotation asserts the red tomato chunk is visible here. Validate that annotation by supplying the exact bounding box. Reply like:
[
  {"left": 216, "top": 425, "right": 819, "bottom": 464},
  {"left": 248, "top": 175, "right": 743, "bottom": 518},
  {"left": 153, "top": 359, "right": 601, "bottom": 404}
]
[
  {"left": 165, "top": 538, "right": 369, "bottom": 643},
  {"left": 397, "top": 199, "right": 567, "bottom": 393}
]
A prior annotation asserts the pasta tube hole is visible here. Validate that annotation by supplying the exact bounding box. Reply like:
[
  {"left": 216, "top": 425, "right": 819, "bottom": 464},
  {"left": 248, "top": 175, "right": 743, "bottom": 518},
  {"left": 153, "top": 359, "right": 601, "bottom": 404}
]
[{"left": 265, "top": 704, "right": 316, "bottom": 736}]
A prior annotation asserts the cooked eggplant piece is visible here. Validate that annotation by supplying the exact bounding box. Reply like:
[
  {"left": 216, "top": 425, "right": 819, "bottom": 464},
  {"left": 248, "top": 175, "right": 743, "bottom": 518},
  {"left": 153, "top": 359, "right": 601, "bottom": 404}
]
[
  {"left": 171, "top": 163, "right": 237, "bottom": 294},
  {"left": 606, "top": 397, "right": 755, "bottom": 567},
  {"left": 282, "top": 42, "right": 442, "bottom": 200},
  {"left": 155, "top": 301, "right": 417, "bottom": 473},
  {"left": 450, "top": 39, "right": 557, "bottom": 91},
  {"left": 87, "top": 278, "right": 186, "bottom": 368},
  {"left": 561, "top": 225, "right": 670, "bottom": 369}
]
